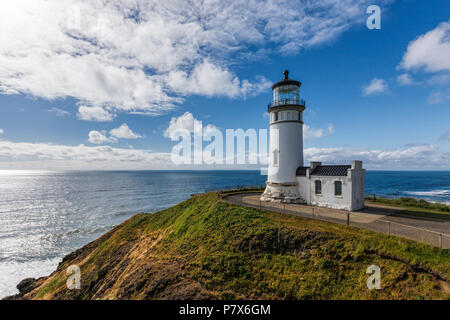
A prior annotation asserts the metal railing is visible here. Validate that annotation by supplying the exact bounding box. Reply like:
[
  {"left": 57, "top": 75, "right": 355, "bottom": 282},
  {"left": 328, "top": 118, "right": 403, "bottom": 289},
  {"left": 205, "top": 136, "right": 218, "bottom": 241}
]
[
  {"left": 205, "top": 185, "right": 264, "bottom": 193},
  {"left": 222, "top": 192, "right": 450, "bottom": 249},
  {"left": 268, "top": 98, "right": 305, "bottom": 109}
]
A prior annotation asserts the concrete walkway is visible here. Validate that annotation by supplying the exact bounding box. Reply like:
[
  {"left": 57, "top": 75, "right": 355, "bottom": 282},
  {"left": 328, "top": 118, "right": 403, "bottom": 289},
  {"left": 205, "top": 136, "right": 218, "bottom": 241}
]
[{"left": 224, "top": 193, "right": 450, "bottom": 249}]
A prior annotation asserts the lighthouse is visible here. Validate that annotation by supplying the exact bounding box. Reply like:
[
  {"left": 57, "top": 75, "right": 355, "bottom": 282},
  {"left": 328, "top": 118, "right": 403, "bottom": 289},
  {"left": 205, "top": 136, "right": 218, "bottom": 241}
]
[
  {"left": 261, "top": 70, "right": 366, "bottom": 210},
  {"left": 261, "top": 70, "right": 306, "bottom": 203}
]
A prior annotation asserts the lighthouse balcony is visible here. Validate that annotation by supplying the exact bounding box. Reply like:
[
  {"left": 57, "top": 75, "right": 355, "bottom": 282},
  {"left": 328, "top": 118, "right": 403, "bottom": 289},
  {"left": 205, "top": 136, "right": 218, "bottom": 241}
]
[{"left": 268, "top": 98, "right": 305, "bottom": 111}]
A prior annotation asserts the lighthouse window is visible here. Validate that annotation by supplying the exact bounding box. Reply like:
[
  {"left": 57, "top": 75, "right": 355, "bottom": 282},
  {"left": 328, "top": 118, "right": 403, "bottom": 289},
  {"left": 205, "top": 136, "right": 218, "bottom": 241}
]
[
  {"left": 335, "top": 181, "right": 342, "bottom": 196},
  {"left": 287, "top": 112, "right": 290, "bottom": 120},
  {"left": 315, "top": 180, "right": 322, "bottom": 194},
  {"left": 275, "top": 85, "right": 300, "bottom": 105},
  {"left": 272, "top": 149, "right": 279, "bottom": 166},
  {"left": 274, "top": 112, "right": 278, "bottom": 121}
]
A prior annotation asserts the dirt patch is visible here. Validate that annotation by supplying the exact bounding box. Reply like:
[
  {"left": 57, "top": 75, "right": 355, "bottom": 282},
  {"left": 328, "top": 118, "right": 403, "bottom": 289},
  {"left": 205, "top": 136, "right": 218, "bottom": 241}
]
[
  {"left": 239, "top": 226, "right": 330, "bottom": 253},
  {"left": 439, "top": 280, "right": 450, "bottom": 293}
]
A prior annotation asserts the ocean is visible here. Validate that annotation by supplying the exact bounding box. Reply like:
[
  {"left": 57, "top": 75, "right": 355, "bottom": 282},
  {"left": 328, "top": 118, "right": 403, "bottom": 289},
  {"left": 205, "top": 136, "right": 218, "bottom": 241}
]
[{"left": 0, "top": 170, "right": 449, "bottom": 298}]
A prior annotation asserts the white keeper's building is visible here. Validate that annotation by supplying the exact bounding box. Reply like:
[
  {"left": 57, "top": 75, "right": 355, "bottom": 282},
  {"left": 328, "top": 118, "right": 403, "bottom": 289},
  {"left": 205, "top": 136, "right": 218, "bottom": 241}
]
[{"left": 261, "top": 70, "right": 365, "bottom": 211}]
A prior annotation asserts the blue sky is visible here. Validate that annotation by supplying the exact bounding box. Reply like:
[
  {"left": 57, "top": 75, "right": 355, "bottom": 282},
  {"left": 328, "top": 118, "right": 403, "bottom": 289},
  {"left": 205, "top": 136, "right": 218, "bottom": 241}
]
[{"left": 0, "top": 0, "right": 449, "bottom": 170}]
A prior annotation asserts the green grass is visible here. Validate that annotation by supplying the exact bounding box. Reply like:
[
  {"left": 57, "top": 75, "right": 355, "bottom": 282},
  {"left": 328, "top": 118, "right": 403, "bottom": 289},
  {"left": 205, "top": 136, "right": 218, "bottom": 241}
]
[
  {"left": 219, "top": 187, "right": 264, "bottom": 196},
  {"left": 366, "top": 196, "right": 450, "bottom": 221},
  {"left": 23, "top": 193, "right": 450, "bottom": 300}
]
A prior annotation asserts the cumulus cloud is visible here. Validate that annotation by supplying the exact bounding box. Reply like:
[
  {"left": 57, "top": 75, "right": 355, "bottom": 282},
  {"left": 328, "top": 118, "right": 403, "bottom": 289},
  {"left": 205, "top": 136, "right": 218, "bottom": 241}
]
[
  {"left": 400, "top": 22, "right": 450, "bottom": 72},
  {"left": 167, "top": 60, "right": 271, "bottom": 97},
  {"left": 88, "top": 130, "right": 116, "bottom": 144},
  {"left": 110, "top": 123, "right": 142, "bottom": 139},
  {"left": 164, "top": 112, "right": 201, "bottom": 139},
  {"left": 164, "top": 112, "right": 218, "bottom": 140},
  {"left": 0, "top": 129, "right": 3, "bottom": 135},
  {"left": 0, "top": 0, "right": 390, "bottom": 120},
  {"left": 362, "top": 78, "right": 388, "bottom": 96},
  {"left": 397, "top": 22, "right": 450, "bottom": 104},
  {"left": 304, "top": 124, "right": 334, "bottom": 139},
  {"left": 88, "top": 123, "right": 142, "bottom": 144},
  {"left": 77, "top": 106, "right": 115, "bottom": 122}
]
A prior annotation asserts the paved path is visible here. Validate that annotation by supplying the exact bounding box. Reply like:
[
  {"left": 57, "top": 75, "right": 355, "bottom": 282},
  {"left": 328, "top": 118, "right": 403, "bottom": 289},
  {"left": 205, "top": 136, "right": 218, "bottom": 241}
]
[{"left": 224, "top": 193, "right": 450, "bottom": 249}]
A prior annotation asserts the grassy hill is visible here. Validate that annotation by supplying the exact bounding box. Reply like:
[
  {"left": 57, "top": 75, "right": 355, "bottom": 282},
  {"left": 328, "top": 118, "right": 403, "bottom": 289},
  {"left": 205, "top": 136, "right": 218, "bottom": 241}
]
[
  {"left": 365, "top": 196, "right": 450, "bottom": 221},
  {"left": 7, "top": 193, "right": 449, "bottom": 300}
]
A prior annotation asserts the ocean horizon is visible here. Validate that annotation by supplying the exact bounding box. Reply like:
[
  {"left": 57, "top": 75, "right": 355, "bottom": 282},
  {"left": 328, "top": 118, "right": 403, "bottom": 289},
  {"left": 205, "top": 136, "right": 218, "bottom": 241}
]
[{"left": 1, "top": 169, "right": 449, "bottom": 298}]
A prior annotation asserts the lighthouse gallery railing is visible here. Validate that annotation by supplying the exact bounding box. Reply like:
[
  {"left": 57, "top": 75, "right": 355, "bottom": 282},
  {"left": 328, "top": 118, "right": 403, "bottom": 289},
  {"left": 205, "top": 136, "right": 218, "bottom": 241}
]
[{"left": 267, "top": 98, "right": 306, "bottom": 110}]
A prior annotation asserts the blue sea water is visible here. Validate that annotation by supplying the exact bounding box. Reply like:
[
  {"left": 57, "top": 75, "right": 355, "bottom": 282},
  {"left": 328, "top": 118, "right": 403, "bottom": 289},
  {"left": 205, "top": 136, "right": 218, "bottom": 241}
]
[{"left": 0, "top": 170, "right": 449, "bottom": 297}]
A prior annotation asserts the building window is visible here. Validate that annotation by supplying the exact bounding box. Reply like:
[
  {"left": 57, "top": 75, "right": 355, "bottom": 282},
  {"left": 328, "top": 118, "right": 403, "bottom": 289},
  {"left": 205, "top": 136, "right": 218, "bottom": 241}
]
[
  {"left": 335, "top": 181, "right": 342, "bottom": 196},
  {"left": 274, "top": 112, "right": 278, "bottom": 121},
  {"left": 315, "top": 180, "right": 321, "bottom": 194},
  {"left": 287, "top": 111, "right": 290, "bottom": 120}
]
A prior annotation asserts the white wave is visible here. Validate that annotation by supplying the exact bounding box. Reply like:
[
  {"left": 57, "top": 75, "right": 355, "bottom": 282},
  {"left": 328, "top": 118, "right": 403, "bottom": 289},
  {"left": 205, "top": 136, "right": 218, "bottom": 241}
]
[{"left": 405, "top": 190, "right": 450, "bottom": 197}]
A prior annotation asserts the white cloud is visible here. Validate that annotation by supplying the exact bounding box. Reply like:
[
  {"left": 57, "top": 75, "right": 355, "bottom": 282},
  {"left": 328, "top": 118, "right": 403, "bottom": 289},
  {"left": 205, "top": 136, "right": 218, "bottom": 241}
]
[
  {"left": 164, "top": 112, "right": 201, "bottom": 139},
  {"left": 88, "top": 130, "right": 116, "bottom": 144},
  {"left": 304, "top": 124, "right": 334, "bottom": 139},
  {"left": 77, "top": 105, "right": 115, "bottom": 122},
  {"left": 110, "top": 123, "right": 142, "bottom": 139},
  {"left": 400, "top": 22, "right": 450, "bottom": 72},
  {"left": 164, "top": 112, "right": 218, "bottom": 140},
  {"left": 0, "top": 140, "right": 448, "bottom": 170},
  {"left": 362, "top": 78, "right": 388, "bottom": 96},
  {"left": 0, "top": 129, "right": 3, "bottom": 135},
  {"left": 304, "top": 144, "right": 450, "bottom": 169},
  {"left": 397, "top": 73, "right": 416, "bottom": 86},
  {"left": 88, "top": 123, "right": 142, "bottom": 144},
  {"left": 0, "top": 0, "right": 390, "bottom": 120},
  {"left": 0, "top": 140, "right": 171, "bottom": 170},
  {"left": 48, "top": 107, "right": 71, "bottom": 117},
  {"left": 167, "top": 61, "right": 271, "bottom": 97},
  {"left": 397, "top": 23, "right": 450, "bottom": 105}
]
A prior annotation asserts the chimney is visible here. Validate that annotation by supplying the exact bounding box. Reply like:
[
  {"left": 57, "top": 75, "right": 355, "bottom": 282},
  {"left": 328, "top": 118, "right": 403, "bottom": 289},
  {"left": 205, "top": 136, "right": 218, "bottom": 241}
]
[
  {"left": 352, "top": 160, "right": 362, "bottom": 170},
  {"left": 310, "top": 161, "right": 322, "bottom": 170}
]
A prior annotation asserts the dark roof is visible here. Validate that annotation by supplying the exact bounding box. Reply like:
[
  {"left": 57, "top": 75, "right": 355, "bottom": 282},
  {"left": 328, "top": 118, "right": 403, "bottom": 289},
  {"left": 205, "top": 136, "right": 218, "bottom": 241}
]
[
  {"left": 272, "top": 79, "right": 301, "bottom": 90},
  {"left": 296, "top": 166, "right": 310, "bottom": 176},
  {"left": 310, "top": 165, "right": 351, "bottom": 176},
  {"left": 296, "top": 165, "right": 351, "bottom": 176},
  {"left": 272, "top": 70, "right": 301, "bottom": 90}
]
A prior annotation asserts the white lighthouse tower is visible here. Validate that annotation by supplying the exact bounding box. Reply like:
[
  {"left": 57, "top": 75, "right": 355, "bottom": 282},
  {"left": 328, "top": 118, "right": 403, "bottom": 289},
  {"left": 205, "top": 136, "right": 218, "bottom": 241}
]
[{"left": 261, "top": 70, "right": 305, "bottom": 203}]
